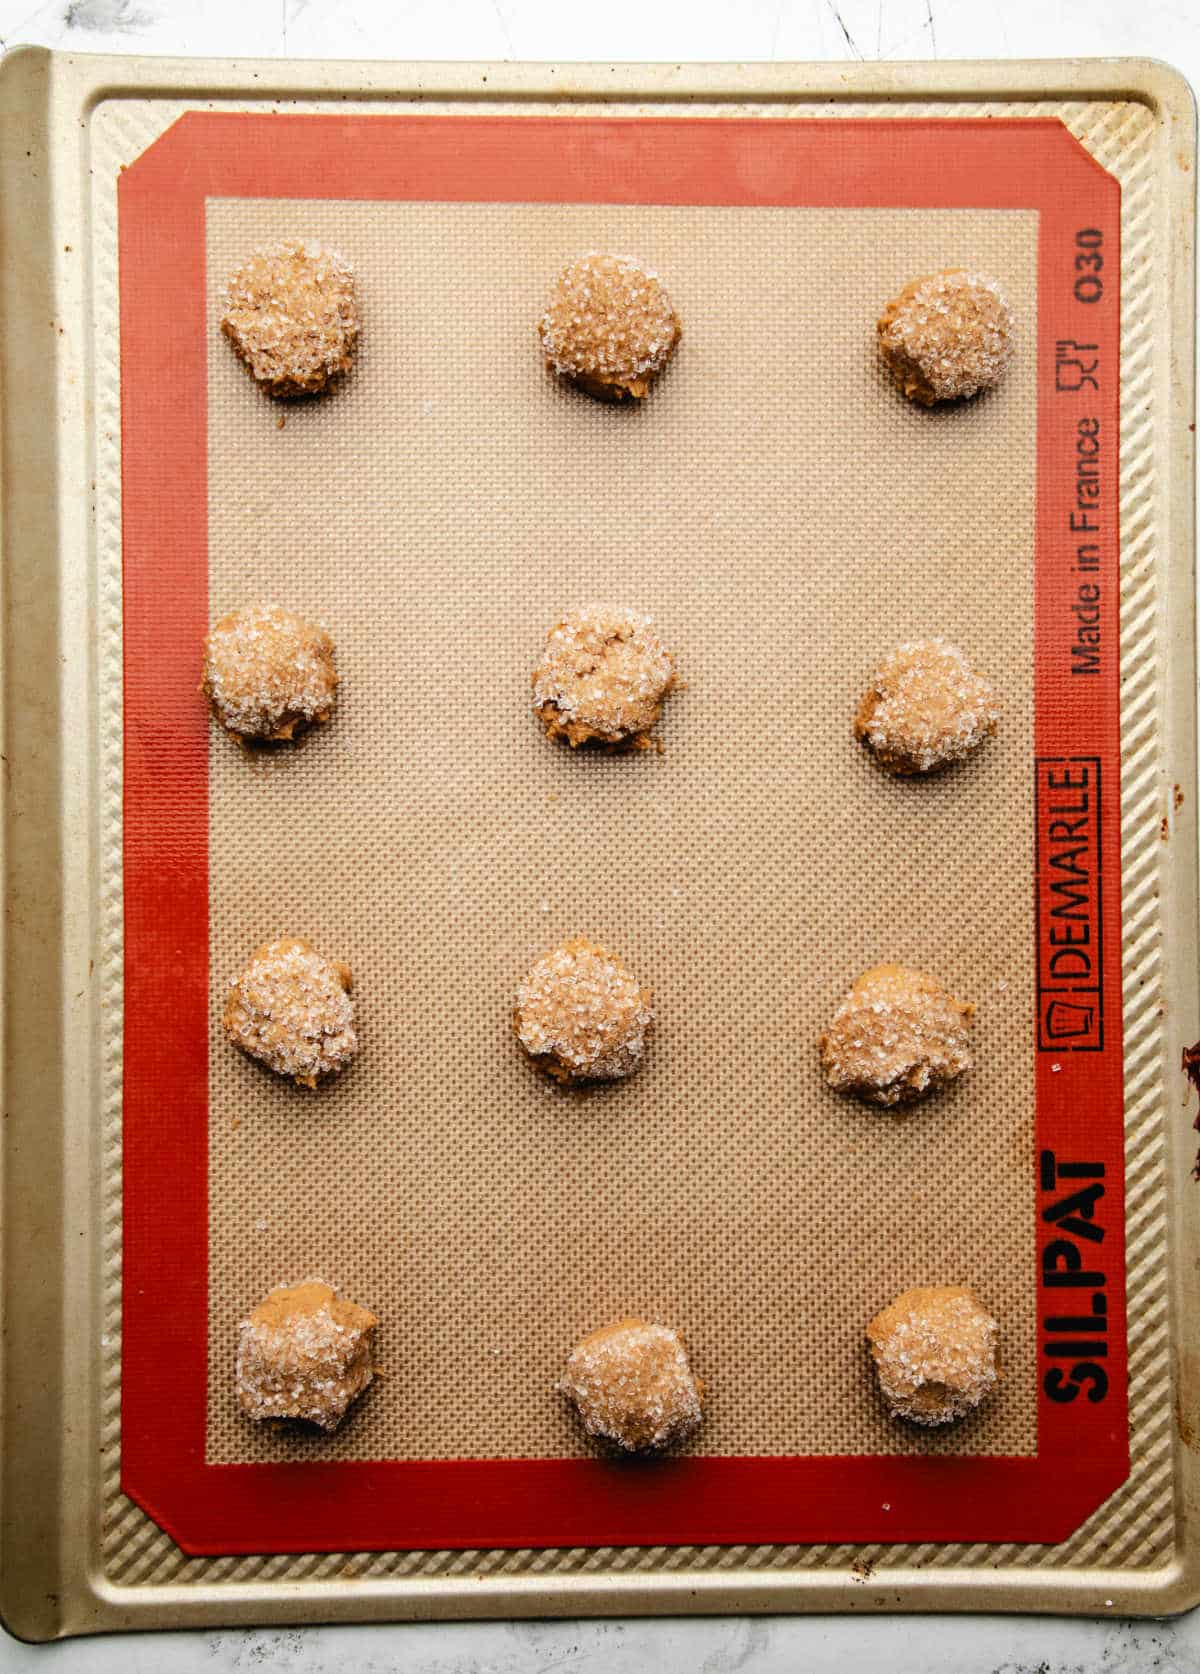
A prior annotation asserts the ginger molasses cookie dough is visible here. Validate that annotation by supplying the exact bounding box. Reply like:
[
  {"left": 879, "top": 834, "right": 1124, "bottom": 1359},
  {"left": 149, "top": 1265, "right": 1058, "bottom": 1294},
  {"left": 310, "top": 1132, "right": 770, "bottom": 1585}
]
[
  {"left": 867, "top": 1284, "right": 1000, "bottom": 1426},
  {"left": 560, "top": 1317, "right": 704, "bottom": 1452},
  {"left": 855, "top": 638, "right": 998, "bottom": 775},
  {"left": 878, "top": 268, "right": 1013, "bottom": 406},
  {"left": 224, "top": 937, "right": 357, "bottom": 1088},
  {"left": 203, "top": 604, "right": 338, "bottom": 744},
  {"left": 820, "top": 964, "right": 974, "bottom": 1108},
  {"left": 221, "top": 238, "right": 359, "bottom": 398},
  {"left": 514, "top": 938, "right": 653, "bottom": 1084},
  {"left": 539, "top": 253, "right": 681, "bottom": 402},
  {"left": 532, "top": 606, "right": 676, "bottom": 750},
  {"left": 237, "top": 1280, "right": 377, "bottom": 1431}
]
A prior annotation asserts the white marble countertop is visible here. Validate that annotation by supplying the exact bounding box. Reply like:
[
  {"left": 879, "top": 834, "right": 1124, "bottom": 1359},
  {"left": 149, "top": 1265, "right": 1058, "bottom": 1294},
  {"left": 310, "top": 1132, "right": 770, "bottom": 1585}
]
[
  {"left": 3, "top": 1609, "right": 1200, "bottom": 1671},
  {"left": 1, "top": 0, "right": 1198, "bottom": 79},
  {"left": 1, "top": 2, "right": 1196, "bottom": 1667}
]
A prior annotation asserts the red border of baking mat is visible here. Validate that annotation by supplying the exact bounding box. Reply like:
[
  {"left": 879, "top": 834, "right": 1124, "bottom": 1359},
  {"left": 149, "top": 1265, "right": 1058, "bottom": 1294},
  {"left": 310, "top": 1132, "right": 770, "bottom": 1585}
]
[{"left": 119, "top": 113, "right": 1125, "bottom": 1555}]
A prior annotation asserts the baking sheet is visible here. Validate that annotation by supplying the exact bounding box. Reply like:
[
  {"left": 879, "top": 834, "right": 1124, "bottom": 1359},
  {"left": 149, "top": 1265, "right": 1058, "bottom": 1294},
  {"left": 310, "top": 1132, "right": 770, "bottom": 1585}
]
[{"left": 0, "top": 52, "right": 1195, "bottom": 1637}]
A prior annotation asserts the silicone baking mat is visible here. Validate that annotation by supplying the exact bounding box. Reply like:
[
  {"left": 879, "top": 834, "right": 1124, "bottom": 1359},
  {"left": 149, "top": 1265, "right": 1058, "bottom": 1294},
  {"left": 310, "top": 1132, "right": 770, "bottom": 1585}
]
[
  {"left": 201, "top": 194, "right": 1039, "bottom": 1474},
  {"left": 119, "top": 110, "right": 1128, "bottom": 1557}
]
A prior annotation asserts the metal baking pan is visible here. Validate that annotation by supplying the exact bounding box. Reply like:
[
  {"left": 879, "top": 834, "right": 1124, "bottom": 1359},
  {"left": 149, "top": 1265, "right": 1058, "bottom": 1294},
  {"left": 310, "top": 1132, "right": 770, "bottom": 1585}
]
[{"left": 0, "top": 49, "right": 1195, "bottom": 1638}]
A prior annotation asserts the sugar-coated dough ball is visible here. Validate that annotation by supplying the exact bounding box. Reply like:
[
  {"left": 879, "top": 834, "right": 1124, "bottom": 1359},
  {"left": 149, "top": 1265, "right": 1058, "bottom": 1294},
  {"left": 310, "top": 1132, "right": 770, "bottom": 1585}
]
[
  {"left": 820, "top": 963, "right": 973, "bottom": 1107},
  {"left": 237, "top": 1279, "right": 377, "bottom": 1431},
  {"left": 867, "top": 1284, "right": 999, "bottom": 1426},
  {"left": 878, "top": 269, "right": 1013, "bottom": 405},
  {"left": 221, "top": 239, "right": 358, "bottom": 398},
  {"left": 514, "top": 938, "right": 653, "bottom": 1084},
  {"left": 532, "top": 606, "right": 676, "bottom": 750},
  {"left": 203, "top": 604, "right": 338, "bottom": 743},
  {"left": 224, "top": 936, "right": 356, "bottom": 1088},
  {"left": 855, "top": 638, "right": 998, "bottom": 775},
  {"left": 560, "top": 1317, "right": 704, "bottom": 1452},
  {"left": 540, "top": 254, "right": 681, "bottom": 401}
]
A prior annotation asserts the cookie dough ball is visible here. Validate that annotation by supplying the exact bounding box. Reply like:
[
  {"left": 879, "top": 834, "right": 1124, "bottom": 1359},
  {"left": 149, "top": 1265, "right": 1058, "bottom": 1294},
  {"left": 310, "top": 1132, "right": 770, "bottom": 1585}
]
[
  {"left": 532, "top": 607, "right": 676, "bottom": 750},
  {"left": 878, "top": 269, "right": 1013, "bottom": 405},
  {"left": 237, "top": 1280, "right": 377, "bottom": 1431},
  {"left": 514, "top": 938, "right": 653, "bottom": 1084},
  {"left": 539, "top": 254, "right": 681, "bottom": 401},
  {"left": 820, "top": 963, "right": 973, "bottom": 1107},
  {"left": 224, "top": 936, "right": 356, "bottom": 1088},
  {"left": 560, "top": 1317, "right": 704, "bottom": 1452},
  {"left": 203, "top": 604, "right": 338, "bottom": 743},
  {"left": 855, "top": 638, "right": 998, "bottom": 775},
  {"left": 867, "top": 1284, "right": 999, "bottom": 1426},
  {"left": 221, "top": 239, "right": 358, "bottom": 398}
]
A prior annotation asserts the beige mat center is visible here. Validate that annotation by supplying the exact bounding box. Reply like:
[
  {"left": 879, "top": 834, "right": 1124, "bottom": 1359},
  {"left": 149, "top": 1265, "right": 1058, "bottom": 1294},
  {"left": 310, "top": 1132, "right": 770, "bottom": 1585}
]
[{"left": 205, "top": 198, "right": 1037, "bottom": 1465}]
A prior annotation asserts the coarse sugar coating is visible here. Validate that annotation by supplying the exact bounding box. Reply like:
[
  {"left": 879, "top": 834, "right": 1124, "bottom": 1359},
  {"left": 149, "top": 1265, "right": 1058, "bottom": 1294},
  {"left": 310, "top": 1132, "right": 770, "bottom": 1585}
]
[
  {"left": 878, "top": 268, "right": 1014, "bottom": 405},
  {"left": 867, "top": 1284, "right": 1000, "bottom": 1426},
  {"left": 221, "top": 238, "right": 359, "bottom": 398},
  {"left": 819, "top": 963, "right": 974, "bottom": 1107},
  {"left": 236, "top": 1279, "right": 377, "bottom": 1431},
  {"left": 202, "top": 604, "right": 338, "bottom": 743},
  {"left": 514, "top": 937, "right": 653, "bottom": 1084},
  {"left": 532, "top": 606, "right": 677, "bottom": 750},
  {"left": 539, "top": 253, "right": 681, "bottom": 401},
  {"left": 559, "top": 1317, "right": 704, "bottom": 1452},
  {"left": 855, "top": 637, "right": 998, "bottom": 775},
  {"left": 224, "top": 936, "right": 357, "bottom": 1088}
]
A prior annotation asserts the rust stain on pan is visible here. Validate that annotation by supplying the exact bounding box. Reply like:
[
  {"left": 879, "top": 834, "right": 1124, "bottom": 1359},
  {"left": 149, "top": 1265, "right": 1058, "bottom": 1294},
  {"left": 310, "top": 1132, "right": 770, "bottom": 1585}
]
[{"left": 1185, "top": 1042, "right": 1200, "bottom": 1180}]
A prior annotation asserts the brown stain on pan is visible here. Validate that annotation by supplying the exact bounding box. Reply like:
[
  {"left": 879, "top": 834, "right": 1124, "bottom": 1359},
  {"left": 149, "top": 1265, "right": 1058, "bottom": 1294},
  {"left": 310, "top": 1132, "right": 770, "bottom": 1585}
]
[
  {"left": 1176, "top": 1350, "right": 1200, "bottom": 1453},
  {"left": 1185, "top": 1041, "right": 1200, "bottom": 1180}
]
